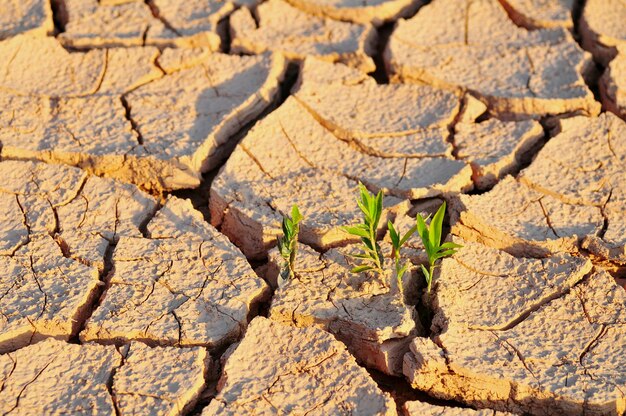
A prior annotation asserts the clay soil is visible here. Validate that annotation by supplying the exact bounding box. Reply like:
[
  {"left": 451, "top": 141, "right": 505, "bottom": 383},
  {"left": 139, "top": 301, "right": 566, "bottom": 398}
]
[{"left": 0, "top": 0, "right": 625, "bottom": 415}]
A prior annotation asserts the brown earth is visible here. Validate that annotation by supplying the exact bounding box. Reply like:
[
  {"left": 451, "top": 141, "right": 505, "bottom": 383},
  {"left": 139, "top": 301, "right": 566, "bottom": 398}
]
[
  {"left": 579, "top": 0, "right": 626, "bottom": 65},
  {"left": 230, "top": 0, "right": 378, "bottom": 72},
  {"left": 600, "top": 45, "right": 626, "bottom": 120},
  {"left": 0, "top": 36, "right": 286, "bottom": 191},
  {"left": 203, "top": 317, "right": 397, "bottom": 415},
  {"left": 0, "top": 339, "right": 209, "bottom": 415},
  {"left": 0, "top": 0, "right": 625, "bottom": 414},
  {"left": 58, "top": 0, "right": 231, "bottom": 50},
  {"left": 0, "top": 0, "right": 54, "bottom": 40},
  {"left": 405, "top": 239, "right": 625, "bottom": 415},
  {"left": 385, "top": 0, "right": 600, "bottom": 119},
  {"left": 266, "top": 243, "right": 421, "bottom": 375}
]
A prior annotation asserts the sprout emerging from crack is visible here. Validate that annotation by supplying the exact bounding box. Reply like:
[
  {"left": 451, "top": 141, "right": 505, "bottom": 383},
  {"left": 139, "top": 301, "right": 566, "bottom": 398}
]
[
  {"left": 416, "top": 202, "right": 462, "bottom": 293},
  {"left": 343, "top": 185, "right": 461, "bottom": 299},
  {"left": 343, "top": 183, "right": 385, "bottom": 275},
  {"left": 277, "top": 205, "right": 303, "bottom": 283},
  {"left": 387, "top": 220, "right": 416, "bottom": 296},
  {"left": 343, "top": 183, "right": 416, "bottom": 295}
]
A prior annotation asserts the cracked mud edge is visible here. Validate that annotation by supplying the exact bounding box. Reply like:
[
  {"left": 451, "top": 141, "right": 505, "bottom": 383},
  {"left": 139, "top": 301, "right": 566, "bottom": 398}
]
[
  {"left": 216, "top": 13, "right": 232, "bottom": 54},
  {"left": 368, "top": 368, "right": 470, "bottom": 411},
  {"left": 168, "top": 61, "right": 300, "bottom": 221},
  {"left": 57, "top": 196, "right": 221, "bottom": 414},
  {"left": 144, "top": 1, "right": 182, "bottom": 37},
  {"left": 452, "top": 143, "right": 624, "bottom": 276},
  {"left": 1, "top": 340, "right": 211, "bottom": 416},
  {"left": 2, "top": 356, "right": 56, "bottom": 415},
  {"left": 415, "top": 267, "right": 614, "bottom": 407},
  {"left": 369, "top": 1, "right": 425, "bottom": 85},
  {"left": 66, "top": 194, "right": 162, "bottom": 346},
  {"left": 1, "top": 45, "right": 290, "bottom": 193},
  {"left": 120, "top": 96, "right": 145, "bottom": 146},
  {"left": 206, "top": 67, "right": 309, "bottom": 239},
  {"left": 111, "top": 348, "right": 211, "bottom": 416},
  {"left": 290, "top": 92, "right": 457, "bottom": 162},
  {"left": 452, "top": 205, "right": 625, "bottom": 291},
  {"left": 446, "top": 93, "right": 518, "bottom": 195},
  {"left": 572, "top": 0, "right": 606, "bottom": 104},
  {"left": 107, "top": 345, "right": 128, "bottom": 416},
  {"left": 0, "top": 47, "right": 174, "bottom": 193}
]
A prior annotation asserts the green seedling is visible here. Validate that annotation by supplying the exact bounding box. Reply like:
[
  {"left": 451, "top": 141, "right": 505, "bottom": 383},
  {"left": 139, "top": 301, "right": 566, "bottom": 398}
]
[
  {"left": 387, "top": 220, "right": 417, "bottom": 295},
  {"left": 342, "top": 183, "right": 384, "bottom": 275},
  {"left": 277, "top": 205, "right": 303, "bottom": 282},
  {"left": 416, "top": 202, "right": 462, "bottom": 293}
]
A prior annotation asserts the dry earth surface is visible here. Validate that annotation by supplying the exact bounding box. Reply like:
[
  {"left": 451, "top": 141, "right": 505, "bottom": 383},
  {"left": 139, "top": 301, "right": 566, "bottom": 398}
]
[
  {"left": 385, "top": 0, "right": 600, "bottom": 119},
  {"left": 0, "top": 0, "right": 625, "bottom": 414}
]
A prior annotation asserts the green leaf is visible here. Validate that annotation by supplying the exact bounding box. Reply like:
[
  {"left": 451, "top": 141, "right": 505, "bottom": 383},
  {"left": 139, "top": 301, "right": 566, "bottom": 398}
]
[
  {"left": 415, "top": 214, "right": 431, "bottom": 253},
  {"left": 343, "top": 226, "right": 370, "bottom": 238},
  {"left": 343, "top": 223, "right": 368, "bottom": 232},
  {"left": 352, "top": 265, "right": 374, "bottom": 273},
  {"left": 372, "top": 190, "right": 383, "bottom": 230},
  {"left": 291, "top": 204, "right": 303, "bottom": 224},
  {"left": 277, "top": 204, "right": 304, "bottom": 282},
  {"left": 282, "top": 218, "right": 293, "bottom": 237},
  {"left": 397, "top": 263, "right": 409, "bottom": 281},
  {"left": 439, "top": 242, "right": 463, "bottom": 250},
  {"left": 387, "top": 221, "right": 399, "bottom": 248},
  {"left": 420, "top": 264, "right": 430, "bottom": 284},
  {"left": 345, "top": 183, "right": 386, "bottom": 276},
  {"left": 359, "top": 182, "right": 369, "bottom": 204},
  {"left": 415, "top": 213, "right": 427, "bottom": 240},
  {"left": 429, "top": 202, "right": 446, "bottom": 248},
  {"left": 399, "top": 224, "right": 417, "bottom": 247},
  {"left": 347, "top": 252, "right": 371, "bottom": 259},
  {"left": 361, "top": 184, "right": 373, "bottom": 216},
  {"left": 277, "top": 239, "right": 287, "bottom": 256},
  {"left": 374, "top": 241, "right": 383, "bottom": 257},
  {"left": 432, "top": 249, "right": 459, "bottom": 261},
  {"left": 357, "top": 200, "right": 370, "bottom": 219}
]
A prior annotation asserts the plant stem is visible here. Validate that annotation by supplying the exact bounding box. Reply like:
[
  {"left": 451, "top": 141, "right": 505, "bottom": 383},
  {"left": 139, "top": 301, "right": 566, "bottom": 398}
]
[
  {"left": 370, "top": 223, "right": 382, "bottom": 271},
  {"left": 394, "top": 255, "right": 403, "bottom": 295},
  {"left": 288, "top": 224, "right": 299, "bottom": 279},
  {"left": 427, "top": 262, "right": 435, "bottom": 293}
]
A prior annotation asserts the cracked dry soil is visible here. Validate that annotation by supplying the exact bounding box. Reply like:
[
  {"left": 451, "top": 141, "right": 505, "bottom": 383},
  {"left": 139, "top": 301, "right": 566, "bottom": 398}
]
[{"left": 0, "top": 0, "right": 625, "bottom": 415}]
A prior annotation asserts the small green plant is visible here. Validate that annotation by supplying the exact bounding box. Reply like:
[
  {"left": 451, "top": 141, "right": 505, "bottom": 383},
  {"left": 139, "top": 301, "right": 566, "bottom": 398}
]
[
  {"left": 342, "top": 186, "right": 462, "bottom": 300},
  {"left": 277, "top": 205, "right": 303, "bottom": 281},
  {"left": 416, "top": 202, "right": 462, "bottom": 293},
  {"left": 387, "top": 220, "right": 416, "bottom": 295},
  {"left": 342, "top": 183, "right": 384, "bottom": 275}
]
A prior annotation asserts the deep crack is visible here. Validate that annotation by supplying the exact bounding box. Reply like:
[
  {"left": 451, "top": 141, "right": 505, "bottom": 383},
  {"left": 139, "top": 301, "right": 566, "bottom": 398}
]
[{"left": 120, "top": 96, "right": 144, "bottom": 146}]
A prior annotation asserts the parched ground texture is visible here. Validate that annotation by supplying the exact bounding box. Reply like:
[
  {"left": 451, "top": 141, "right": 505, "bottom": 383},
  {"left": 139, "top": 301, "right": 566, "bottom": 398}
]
[{"left": 0, "top": 0, "right": 625, "bottom": 415}]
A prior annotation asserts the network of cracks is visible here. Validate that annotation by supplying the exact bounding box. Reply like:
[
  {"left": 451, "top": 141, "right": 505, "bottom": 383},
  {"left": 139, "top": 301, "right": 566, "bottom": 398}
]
[{"left": 0, "top": 0, "right": 625, "bottom": 415}]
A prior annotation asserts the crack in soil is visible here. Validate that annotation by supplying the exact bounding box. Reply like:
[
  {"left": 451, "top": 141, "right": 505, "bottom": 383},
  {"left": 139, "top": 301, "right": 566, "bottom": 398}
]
[
  {"left": 120, "top": 96, "right": 144, "bottom": 146},
  {"left": 145, "top": 0, "right": 182, "bottom": 37},
  {"left": 66, "top": 240, "right": 116, "bottom": 344},
  {"left": 368, "top": 367, "right": 468, "bottom": 411},
  {"left": 370, "top": 21, "right": 394, "bottom": 84},
  {"left": 2, "top": 357, "right": 56, "bottom": 416},
  {"left": 4, "top": 1, "right": 625, "bottom": 413}
]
